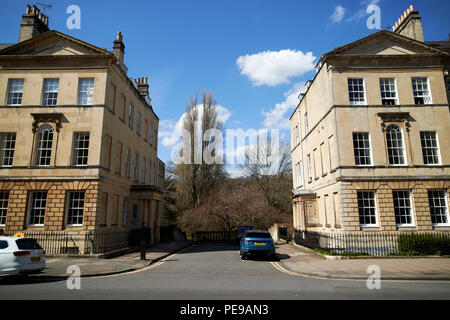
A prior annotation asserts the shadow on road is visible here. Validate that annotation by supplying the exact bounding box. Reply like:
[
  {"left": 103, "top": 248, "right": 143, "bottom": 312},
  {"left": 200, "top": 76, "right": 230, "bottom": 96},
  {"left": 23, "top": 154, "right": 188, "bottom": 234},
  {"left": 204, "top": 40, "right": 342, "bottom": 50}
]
[{"left": 0, "top": 274, "right": 66, "bottom": 285}]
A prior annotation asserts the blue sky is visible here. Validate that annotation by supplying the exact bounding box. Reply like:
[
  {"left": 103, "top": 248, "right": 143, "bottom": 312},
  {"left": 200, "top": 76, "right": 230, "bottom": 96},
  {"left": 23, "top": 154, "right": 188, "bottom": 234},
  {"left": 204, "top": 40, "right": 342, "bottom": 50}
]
[{"left": 1, "top": 0, "right": 449, "bottom": 171}]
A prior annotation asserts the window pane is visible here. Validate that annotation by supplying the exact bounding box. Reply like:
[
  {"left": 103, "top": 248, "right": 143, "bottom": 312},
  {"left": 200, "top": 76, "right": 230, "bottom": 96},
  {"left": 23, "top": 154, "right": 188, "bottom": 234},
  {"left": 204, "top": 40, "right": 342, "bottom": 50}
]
[
  {"left": 0, "top": 133, "right": 16, "bottom": 167},
  {"left": 78, "top": 78, "right": 94, "bottom": 105},
  {"left": 67, "top": 191, "right": 85, "bottom": 225},
  {"left": 428, "top": 190, "right": 449, "bottom": 225},
  {"left": 72, "top": 132, "right": 90, "bottom": 166},
  {"left": 353, "top": 132, "right": 371, "bottom": 166},
  {"left": 420, "top": 131, "right": 440, "bottom": 165},
  {"left": 412, "top": 77, "right": 431, "bottom": 105},
  {"left": 29, "top": 191, "right": 47, "bottom": 225},
  {"left": 357, "top": 191, "right": 377, "bottom": 226},
  {"left": 7, "top": 79, "right": 24, "bottom": 106},
  {"left": 393, "top": 190, "right": 413, "bottom": 225},
  {"left": 386, "top": 125, "right": 405, "bottom": 165},
  {"left": 0, "top": 191, "right": 9, "bottom": 225},
  {"left": 42, "top": 79, "right": 59, "bottom": 106},
  {"left": 36, "top": 126, "right": 53, "bottom": 166},
  {"left": 348, "top": 78, "right": 365, "bottom": 105}
]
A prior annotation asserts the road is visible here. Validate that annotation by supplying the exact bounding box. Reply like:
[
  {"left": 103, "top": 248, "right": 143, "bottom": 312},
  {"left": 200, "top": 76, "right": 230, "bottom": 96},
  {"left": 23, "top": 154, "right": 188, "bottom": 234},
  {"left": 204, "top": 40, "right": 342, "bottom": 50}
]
[{"left": 1, "top": 242, "right": 450, "bottom": 300}]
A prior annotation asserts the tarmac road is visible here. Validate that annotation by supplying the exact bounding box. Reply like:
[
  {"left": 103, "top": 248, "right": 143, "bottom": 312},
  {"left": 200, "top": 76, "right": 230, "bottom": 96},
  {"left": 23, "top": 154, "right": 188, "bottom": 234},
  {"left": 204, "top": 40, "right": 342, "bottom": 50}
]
[{"left": 1, "top": 242, "right": 450, "bottom": 300}]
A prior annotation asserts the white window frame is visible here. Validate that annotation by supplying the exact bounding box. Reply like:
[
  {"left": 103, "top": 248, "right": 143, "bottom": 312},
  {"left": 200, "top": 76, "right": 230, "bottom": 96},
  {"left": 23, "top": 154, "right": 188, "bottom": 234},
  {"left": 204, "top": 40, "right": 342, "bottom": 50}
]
[
  {"left": 35, "top": 125, "right": 54, "bottom": 167},
  {"left": 379, "top": 78, "right": 398, "bottom": 106},
  {"left": 134, "top": 153, "right": 139, "bottom": 182},
  {"left": 420, "top": 131, "right": 441, "bottom": 166},
  {"left": 428, "top": 190, "right": 450, "bottom": 227},
  {"left": 136, "top": 112, "right": 141, "bottom": 135},
  {"left": 28, "top": 191, "right": 48, "bottom": 226},
  {"left": 72, "top": 132, "right": 90, "bottom": 167},
  {"left": 348, "top": 78, "right": 366, "bottom": 105},
  {"left": 77, "top": 78, "right": 94, "bottom": 106},
  {"left": 65, "top": 191, "right": 85, "bottom": 226},
  {"left": 386, "top": 124, "right": 407, "bottom": 166},
  {"left": 125, "top": 148, "right": 131, "bottom": 178},
  {"left": 393, "top": 190, "right": 415, "bottom": 227},
  {"left": 141, "top": 158, "right": 146, "bottom": 183},
  {"left": 42, "top": 78, "right": 59, "bottom": 106},
  {"left": 304, "top": 113, "right": 309, "bottom": 135},
  {"left": 357, "top": 191, "right": 379, "bottom": 227},
  {"left": 412, "top": 77, "right": 432, "bottom": 105},
  {"left": 352, "top": 132, "right": 373, "bottom": 166},
  {"left": 307, "top": 154, "right": 312, "bottom": 182},
  {"left": 0, "top": 133, "right": 16, "bottom": 167},
  {"left": 128, "top": 104, "right": 134, "bottom": 129},
  {"left": 6, "top": 79, "right": 24, "bottom": 106},
  {"left": 0, "top": 191, "right": 9, "bottom": 226}
]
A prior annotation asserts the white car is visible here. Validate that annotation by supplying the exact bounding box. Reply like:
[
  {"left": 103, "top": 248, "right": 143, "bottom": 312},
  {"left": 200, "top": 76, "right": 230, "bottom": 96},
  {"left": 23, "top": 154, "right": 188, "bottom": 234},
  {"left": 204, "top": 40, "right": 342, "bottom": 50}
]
[{"left": 0, "top": 236, "right": 46, "bottom": 277}]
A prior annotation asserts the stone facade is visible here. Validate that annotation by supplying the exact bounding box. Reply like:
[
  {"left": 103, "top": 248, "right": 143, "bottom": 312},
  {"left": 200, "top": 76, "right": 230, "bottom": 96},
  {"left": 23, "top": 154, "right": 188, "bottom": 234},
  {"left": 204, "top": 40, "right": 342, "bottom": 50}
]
[
  {"left": 290, "top": 7, "right": 450, "bottom": 235},
  {"left": 0, "top": 7, "right": 165, "bottom": 252}
]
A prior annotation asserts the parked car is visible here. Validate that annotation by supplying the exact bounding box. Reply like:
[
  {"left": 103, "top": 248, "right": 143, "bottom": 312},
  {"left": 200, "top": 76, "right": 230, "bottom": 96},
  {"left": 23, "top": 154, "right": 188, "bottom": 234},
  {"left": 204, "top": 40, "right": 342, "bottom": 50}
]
[
  {"left": 240, "top": 230, "right": 276, "bottom": 261},
  {"left": 0, "top": 236, "right": 46, "bottom": 277}
]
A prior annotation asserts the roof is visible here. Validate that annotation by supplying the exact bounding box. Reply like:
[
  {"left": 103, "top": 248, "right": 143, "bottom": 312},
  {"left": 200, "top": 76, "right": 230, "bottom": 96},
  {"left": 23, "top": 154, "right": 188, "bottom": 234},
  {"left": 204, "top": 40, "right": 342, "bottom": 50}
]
[
  {"left": 425, "top": 41, "right": 450, "bottom": 54},
  {"left": 0, "top": 43, "right": 13, "bottom": 50}
]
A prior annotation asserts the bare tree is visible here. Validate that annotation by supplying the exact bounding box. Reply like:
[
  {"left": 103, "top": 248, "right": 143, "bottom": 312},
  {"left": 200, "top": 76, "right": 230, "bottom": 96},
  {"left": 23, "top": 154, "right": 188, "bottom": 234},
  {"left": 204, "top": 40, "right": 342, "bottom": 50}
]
[{"left": 241, "top": 136, "right": 293, "bottom": 215}]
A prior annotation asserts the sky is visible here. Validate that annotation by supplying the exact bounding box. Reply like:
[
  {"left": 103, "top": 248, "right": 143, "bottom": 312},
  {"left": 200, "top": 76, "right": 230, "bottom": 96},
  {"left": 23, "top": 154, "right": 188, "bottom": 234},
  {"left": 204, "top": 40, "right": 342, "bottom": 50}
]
[{"left": 1, "top": 0, "right": 449, "bottom": 175}]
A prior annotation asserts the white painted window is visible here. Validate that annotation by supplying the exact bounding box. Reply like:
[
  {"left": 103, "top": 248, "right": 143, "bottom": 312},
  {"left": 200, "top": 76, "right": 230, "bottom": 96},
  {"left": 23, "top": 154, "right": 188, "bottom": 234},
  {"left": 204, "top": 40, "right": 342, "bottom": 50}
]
[
  {"left": 128, "top": 105, "right": 134, "bottom": 129},
  {"left": 0, "top": 191, "right": 9, "bottom": 226},
  {"left": 307, "top": 154, "right": 312, "bottom": 182},
  {"left": 393, "top": 190, "right": 415, "bottom": 227},
  {"left": 78, "top": 78, "right": 94, "bottom": 105},
  {"left": 420, "top": 131, "right": 441, "bottom": 165},
  {"left": 72, "top": 132, "right": 89, "bottom": 167},
  {"left": 357, "top": 191, "right": 378, "bottom": 227},
  {"left": 304, "top": 113, "right": 309, "bottom": 134},
  {"left": 125, "top": 148, "right": 131, "bottom": 178},
  {"left": 6, "top": 79, "right": 24, "bottom": 106},
  {"left": 42, "top": 79, "right": 59, "bottom": 106},
  {"left": 348, "top": 78, "right": 366, "bottom": 105},
  {"left": 136, "top": 112, "right": 141, "bottom": 135},
  {"left": 28, "top": 191, "right": 47, "bottom": 226},
  {"left": 428, "top": 190, "right": 449, "bottom": 226},
  {"left": 386, "top": 125, "right": 406, "bottom": 166},
  {"left": 35, "top": 125, "right": 53, "bottom": 166},
  {"left": 353, "top": 132, "right": 372, "bottom": 166},
  {"left": 379, "top": 78, "right": 397, "bottom": 105},
  {"left": 0, "top": 133, "right": 16, "bottom": 167},
  {"left": 412, "top": 77, "right": 432, "bottom": 104},
  {"left": 66, "top": 191, "right": 85, "bottom": 226}
]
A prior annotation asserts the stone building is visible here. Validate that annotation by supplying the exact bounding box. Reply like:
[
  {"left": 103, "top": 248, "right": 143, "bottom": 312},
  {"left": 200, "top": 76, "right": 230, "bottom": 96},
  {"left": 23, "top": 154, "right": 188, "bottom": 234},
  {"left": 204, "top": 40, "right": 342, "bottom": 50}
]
[
  {"left": 0, "top": 5, "right": 165, "bottom": 253},
  {"left": 290, "top": 6, "right": 449, "bottom": 240}
]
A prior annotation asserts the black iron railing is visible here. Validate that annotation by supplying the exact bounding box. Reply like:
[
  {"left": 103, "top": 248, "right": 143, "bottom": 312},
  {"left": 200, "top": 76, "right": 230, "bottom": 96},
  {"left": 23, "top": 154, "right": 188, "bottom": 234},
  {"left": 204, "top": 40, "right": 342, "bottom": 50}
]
[
  {"left": 6, "top": 228, "right": 150, "bottom": 255},
  {"left": 294, "top": 229, "right": 450, "bottom": 256}
]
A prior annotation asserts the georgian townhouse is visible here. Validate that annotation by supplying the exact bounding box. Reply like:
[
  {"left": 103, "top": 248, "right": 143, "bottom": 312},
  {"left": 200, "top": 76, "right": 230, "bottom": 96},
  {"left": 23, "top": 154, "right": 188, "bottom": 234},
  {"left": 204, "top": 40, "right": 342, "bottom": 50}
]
[
  {"left": 0, "top": 5, "right": 165, "bottom": 254},
  {"left": 290, "top": 5, "right": 449, "bottom": 249}
]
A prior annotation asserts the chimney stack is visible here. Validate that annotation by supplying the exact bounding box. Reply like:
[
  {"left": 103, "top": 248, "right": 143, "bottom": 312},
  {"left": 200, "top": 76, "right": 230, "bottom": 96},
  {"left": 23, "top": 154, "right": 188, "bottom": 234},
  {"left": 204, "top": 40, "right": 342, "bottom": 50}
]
[
  {"left": 136, "top": 76, "right": 150, "bottom": 97},
  {"left": 19, "top": 4, "right": 50, "bottom": 42},
  {"left": 113, "top": 31, "right": 125, "bottom": 70},
  {"left": 392, "top": 4, "right": 424, "bottom": 42}
]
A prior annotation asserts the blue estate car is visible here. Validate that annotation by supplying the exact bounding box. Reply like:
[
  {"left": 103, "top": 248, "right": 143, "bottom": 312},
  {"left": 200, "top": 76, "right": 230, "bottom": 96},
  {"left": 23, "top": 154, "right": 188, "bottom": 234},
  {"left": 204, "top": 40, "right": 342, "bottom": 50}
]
[{"left": 239, "top": 230, "right": 277, "bottom": 261}]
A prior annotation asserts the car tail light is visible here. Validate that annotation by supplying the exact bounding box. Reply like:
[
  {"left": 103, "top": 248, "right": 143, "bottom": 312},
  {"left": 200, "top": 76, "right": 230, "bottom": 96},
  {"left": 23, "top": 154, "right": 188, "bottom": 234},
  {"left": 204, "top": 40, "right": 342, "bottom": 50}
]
[{"left": 13, "top": 251, "right": 31, "bottom": 256}]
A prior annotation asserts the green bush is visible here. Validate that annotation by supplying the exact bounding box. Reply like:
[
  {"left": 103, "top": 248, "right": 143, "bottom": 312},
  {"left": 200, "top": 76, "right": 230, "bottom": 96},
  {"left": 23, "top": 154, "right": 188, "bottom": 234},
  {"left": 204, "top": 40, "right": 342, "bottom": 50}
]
[
  {"left": 314, "top": 248, "right": 368, "bottom": 257},
  {"left": 398, "top": 234, "right": 450, "bottom": 256}
]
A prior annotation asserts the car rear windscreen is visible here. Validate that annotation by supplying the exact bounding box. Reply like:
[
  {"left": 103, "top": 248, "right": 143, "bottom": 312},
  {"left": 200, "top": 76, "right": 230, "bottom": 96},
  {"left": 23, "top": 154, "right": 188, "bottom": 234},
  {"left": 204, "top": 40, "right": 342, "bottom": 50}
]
[
  {"left": 246, "top": 232, "right": 272, "bottom": 239},
  {"left": 16, "top": 239, "right": 42, "bottom": 250}
]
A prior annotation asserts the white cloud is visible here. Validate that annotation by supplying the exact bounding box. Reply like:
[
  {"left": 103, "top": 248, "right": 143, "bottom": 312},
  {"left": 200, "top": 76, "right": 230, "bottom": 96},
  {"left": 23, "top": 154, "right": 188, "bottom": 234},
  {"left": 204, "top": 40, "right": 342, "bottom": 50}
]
[
  {"left": 261, "top": 82, "right": 306, "bottom": 130},
  {"left": 236, "top": 50, "right": 316, "bottom": 87},
  {"left": 330, "top": 6, "right": 346, "bottom": 23},
  {"left": 346, "top": 0, "right": 381, "bottom": 21},
  {"left": 159, "top": 104, "right": 231, "bottom": 148}
]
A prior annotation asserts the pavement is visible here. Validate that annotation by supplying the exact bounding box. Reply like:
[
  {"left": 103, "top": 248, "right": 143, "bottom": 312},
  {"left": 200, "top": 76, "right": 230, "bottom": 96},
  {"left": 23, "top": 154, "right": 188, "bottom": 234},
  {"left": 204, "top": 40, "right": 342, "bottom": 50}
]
[
  {"left": 275, "top": 241, "right": 450, "bottom": 281},
  {"left": 34, "top": 240, "right": 193, "bottom": 278},
  {"left": 28, "top": 240, "right": 450, "bottom": 281}
]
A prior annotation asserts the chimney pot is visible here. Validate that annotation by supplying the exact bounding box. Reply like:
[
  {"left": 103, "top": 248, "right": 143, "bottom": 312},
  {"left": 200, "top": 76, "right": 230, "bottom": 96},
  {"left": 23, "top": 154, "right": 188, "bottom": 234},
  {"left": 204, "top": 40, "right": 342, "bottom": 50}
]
[
  {"left": 19, "top": 4, "right": 50, "bottom": 42},
  {"left": 26, "top": 5, "right": 31, "bottom": 14}
]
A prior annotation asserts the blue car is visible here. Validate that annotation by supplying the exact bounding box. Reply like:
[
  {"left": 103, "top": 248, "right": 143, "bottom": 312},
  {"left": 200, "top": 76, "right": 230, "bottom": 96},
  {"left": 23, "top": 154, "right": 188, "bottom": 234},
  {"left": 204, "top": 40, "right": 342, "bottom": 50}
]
[{"left": 240, "top": 230, "right": 276, "bottom": 261}]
